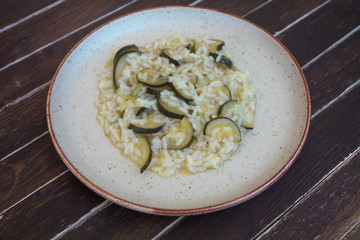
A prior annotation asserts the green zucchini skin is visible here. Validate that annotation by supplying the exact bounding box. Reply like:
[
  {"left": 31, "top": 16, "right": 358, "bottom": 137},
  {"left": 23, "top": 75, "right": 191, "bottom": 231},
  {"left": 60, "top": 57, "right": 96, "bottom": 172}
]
[
  {"left": 217, "top": 100, "right": 238, "bottom": 115},
  {"left": 139, "top": 136, "right": 152, "bottom": 173},
  {"left": 157, "top": 97, "right": 185, "bottom": 119},
  {"left": 160, "top": 48, "right": 184, "bottom": 66},
  {"left": 135, "top": 107, "right": 147, "bottom": 116},
  {"left": 137, "top": 68, "right": 169, "bottom": 87},
  {"left": 209, "top": 52, "right": 233, "bottom": 69},
  {"left": 113, "top": 49, "right": 141, "bottom": 90},
  {"left": 168, "top": 82, "right": 195, "bottom": 105},
  {"left": 203, "top": 117, "right": 241, "bottom": 142},
  {"left": 129, "top": 123, "right": 163, "bottom": 134},
  {"left": 140, "top": 148, "right": 152, "bottom": 173}
]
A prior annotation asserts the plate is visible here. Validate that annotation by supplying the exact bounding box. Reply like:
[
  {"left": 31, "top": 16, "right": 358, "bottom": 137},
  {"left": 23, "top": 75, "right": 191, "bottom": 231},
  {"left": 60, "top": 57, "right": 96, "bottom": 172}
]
[{"left": 47, "top": 6, "right": 310, "bottom": 215}]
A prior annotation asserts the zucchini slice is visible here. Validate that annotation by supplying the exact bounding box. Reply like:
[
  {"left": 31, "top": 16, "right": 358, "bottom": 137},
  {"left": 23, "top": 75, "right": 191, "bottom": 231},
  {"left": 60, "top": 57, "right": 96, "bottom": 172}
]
[
  {"left": 209, "top": 39, "right": 225, "bottom": 52},
  {"left": 157, "top": 96, "right": 185, "bottom": 119},
  {"left": 186, "top": 42, "right": 195, "bottom": 53},
  {"left": 146, "top": 85, "right": 172, "bottom": 96},
  {"left": 216, "top": 85, "right": 232, "bottom": 100},
  {"left": 217, "top": 100, "right": 238, "bottom": 116},
  {"left": 218, "top": 100, "right": 255, "bottom": 129},
  {"left": 160, "top": 48, "right": 184, "bottom": 66},
  {"left": 166, "top": 117, "right": 194, "bottom": 150},
  {"left": 209, "top": 52, "right": 233, "bottom": 69},
  {"left": 113, "top": 45, "right": 142, "bottom": 90},
  {"left": 241, "top": 109, "right": 256, "bottom": 129},
  {"left": 203, "top": 117, "right": 241, "bottom": 142},
  {"left": 135, "top": 106, "right": 147, "bottom": 116},
  {"left": 129, "top": 118, "right": 164, "bottom": 134},
  {"left": 135, "top": 135, "right": 152, "bottom": 173},
  {"left": 168, "top": 82, "right": 195, "bottom": 105},
  {"left": 137, "top": 68, "right": 168, "bottom": 87}
]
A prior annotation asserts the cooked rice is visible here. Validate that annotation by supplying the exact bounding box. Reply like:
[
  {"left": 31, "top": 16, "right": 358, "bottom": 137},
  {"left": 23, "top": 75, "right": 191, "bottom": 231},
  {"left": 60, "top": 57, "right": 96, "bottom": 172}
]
[{"left": 96, "top": 35, "right": 256, "bottom": 177}]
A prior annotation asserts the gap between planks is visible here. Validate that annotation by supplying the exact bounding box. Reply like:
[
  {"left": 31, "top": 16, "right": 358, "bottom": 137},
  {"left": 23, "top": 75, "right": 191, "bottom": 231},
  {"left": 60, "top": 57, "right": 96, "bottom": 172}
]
[
  {"left": 0, "top": 0, "right": 138, "bottom": 72},
  {"left": 0, "top": 0, "right": 66, "bottom": 34},
  {"left": 273, "top": 0, "right": 332, "bottom": 37},
  {"left": 254, "top": 146, "right": 360, "bottom": 240},
  {"left": 1, "top": 0, "right": 357, "bottom": 237},
  {"left": 51, "top": 200, "right": 112, "bottom": 240}
]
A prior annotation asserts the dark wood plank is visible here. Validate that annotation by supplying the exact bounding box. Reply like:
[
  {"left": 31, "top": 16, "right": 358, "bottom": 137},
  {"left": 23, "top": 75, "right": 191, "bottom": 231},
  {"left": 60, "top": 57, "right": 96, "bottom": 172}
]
[
  {"left": 260, "top": 152, "right": 360, "bottom": 239},
  {"left": 61, "top": 204, "right": 177, "bottom": 240},
  {"left": 305, "top": 30, "right": 360, "bottom": 114},
  {"left": 0, "top": 85, "right": 48, "bottom": 159},
  {"left": 276, "top": 0, "right": 360, "bottom": 66},
  {"left": 0, "top": 134, "right": 67, "bottom": 212},
  {"left": 246, "top": 0, "right": 327, "bottom": 34},
  {"left": 197, "top": 0, "right": 266, "bottom": 16},
  {"left": 0, "top": 0, "right": 132, "bottom": 68},
  {"left": 159, "top": 85, "right": 360, "bottom": 239},
  {"left": 0, "top": 87, "right": 48, "bottom": 160},
  {"left": 0, "top": 172, "right": 105, "bottom": 240},
  {"left": 0, "top": 0, "right": 193, "bottom": 109},
  {"left": 0, "top": 0, "right": 57, "bottom": 29}
]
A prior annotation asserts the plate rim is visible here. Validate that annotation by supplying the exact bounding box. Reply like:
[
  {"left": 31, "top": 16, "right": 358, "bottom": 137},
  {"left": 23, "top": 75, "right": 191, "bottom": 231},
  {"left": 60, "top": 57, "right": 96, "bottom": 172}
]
[{"left": 46, "top": 5, "right": 311, "bottom": 216}]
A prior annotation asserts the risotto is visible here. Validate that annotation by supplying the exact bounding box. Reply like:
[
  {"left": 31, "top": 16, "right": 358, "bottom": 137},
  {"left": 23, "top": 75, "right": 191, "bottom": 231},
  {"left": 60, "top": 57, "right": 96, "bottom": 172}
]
[{"left": 96, "top": 36, "right": 256, "bottom": 177}]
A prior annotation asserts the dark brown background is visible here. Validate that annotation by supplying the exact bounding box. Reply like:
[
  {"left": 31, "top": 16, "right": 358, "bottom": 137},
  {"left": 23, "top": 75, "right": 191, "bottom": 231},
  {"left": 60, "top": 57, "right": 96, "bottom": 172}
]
[{"left": 0, "top": 0, "right": 359, "bottom": 239}]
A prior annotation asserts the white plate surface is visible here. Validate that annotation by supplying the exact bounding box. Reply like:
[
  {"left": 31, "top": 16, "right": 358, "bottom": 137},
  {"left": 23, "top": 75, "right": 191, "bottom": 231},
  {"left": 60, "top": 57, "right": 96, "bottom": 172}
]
[{"left": 47, "top": 6, "right": 310, "bottom": 215}]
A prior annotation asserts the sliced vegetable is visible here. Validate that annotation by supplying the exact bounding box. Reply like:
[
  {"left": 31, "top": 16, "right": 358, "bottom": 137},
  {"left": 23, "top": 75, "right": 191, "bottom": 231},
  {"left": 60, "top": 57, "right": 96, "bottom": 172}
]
[
  {"left": 216, "top": 85, "right": 232, "bottom": 100},
  {"left": 137, "top": 68, "right": 168, "bottom": 87},
  {"left": 209, "top": 39, "right": 225, "bottom": 52},
  {"left": 146, "top": 85, "right": 172, "bottom": 96},
  {"left": 134, "top": 135, "right": 152, "bottom": 173},
  {"left": 129, "top": 117, "right": 164, "bottom": 134},
  {"left": 130, "top": 83, "right": 145, "bottom": 97},
  {"left": 186, "top": 42, "right": 195, "bottom": 53},
  {"left": 113, "top": 45, "right": 141, "bottom": 90},
  {"left": 135, "top": 106, "right": 147, "bottom": 116},
  {"left": 157, "top": 96, "right": 185, "bottom": 119},
  {"left": 241, "top": 109, "right": 255, "bottom": 129},
  {"left": 160, "top": 48, "right": 184, "bottom": 66},
  {"left": 168, "top": 82, "right": 195, "bottom": 105},
  {"left": 166, "top": 117, "right": 194, "bottom": 150},
  {"left": 209, "top": 52, "right": 233, "bottom": 69},
  {"left": 114, "top": 44, "right": 139, "bottom": 60},
  {"left": 217, "top": 100, "right": 238, "bottom": 116},
  {"left": 218, "top": 100, "right": 255, "bottom": 129},
  {"left": 204, "top": 117, "right": 241, "bottom": 142}
]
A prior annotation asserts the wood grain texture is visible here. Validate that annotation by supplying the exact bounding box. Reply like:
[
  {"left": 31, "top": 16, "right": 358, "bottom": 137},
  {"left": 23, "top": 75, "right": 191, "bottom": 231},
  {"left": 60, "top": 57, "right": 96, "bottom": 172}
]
[
  {"left": 196, "top": 0, "right": 266, "bottom": 16},
  {"left": 260, "top": 152, "right": 360, "bottom": 240},
  {"left": 305, "top": 30, "right": 360, "bottom": 114},
  {"left": 0, "top": 0, "right": 132, "bottom": 68},
  {"left": 159, "top": 86, "right": 360, "bottom": 239},
  {"left": 61, "top": 204, "right": 177, "bottom": 240},
  {"left": 276, "top": 0, "right": 360, "bottom": 66},
  {"left": 0, "top": 0, "right": 57, "bottom": 29},
  {"left": 0, "top": 134, "right": 67, "bottom": 212},
  {"left": 0, "top": 87, "right": 48, "bottom": 160},
  {"left": 246, "top": 0, "right": 327, "bottom": 34},
  {"left": 0, "top": 172, "right": 105, "bottom": 240}
]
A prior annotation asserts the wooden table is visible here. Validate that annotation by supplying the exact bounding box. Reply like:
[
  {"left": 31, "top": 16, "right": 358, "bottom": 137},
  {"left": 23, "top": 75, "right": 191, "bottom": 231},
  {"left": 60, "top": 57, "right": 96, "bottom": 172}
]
[{"left": 1, "top": 0, "right": 359, "bottom": 239}]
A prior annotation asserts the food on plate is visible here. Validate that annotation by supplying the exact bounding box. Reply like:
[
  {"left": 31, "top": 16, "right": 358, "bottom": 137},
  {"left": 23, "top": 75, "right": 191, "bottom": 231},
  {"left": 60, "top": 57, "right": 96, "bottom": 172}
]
[{"left": 96, "top": 36, "right": 256, "bottom": 177}]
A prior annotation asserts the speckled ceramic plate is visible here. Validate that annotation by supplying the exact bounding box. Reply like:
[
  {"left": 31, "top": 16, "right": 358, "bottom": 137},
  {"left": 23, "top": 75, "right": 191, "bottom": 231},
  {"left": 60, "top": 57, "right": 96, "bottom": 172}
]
[{"left": 47, "top": 6, "right": 310, "bottom": 215}]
